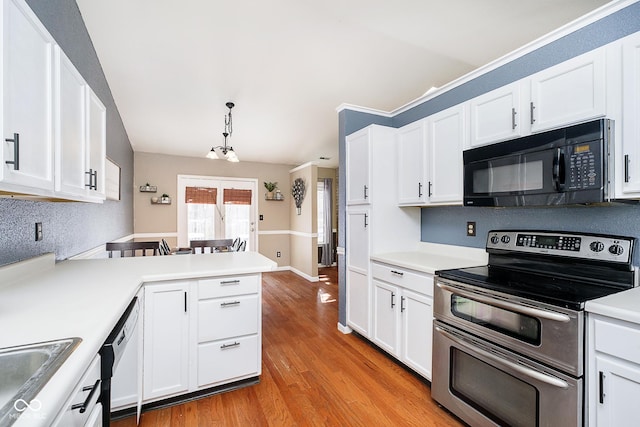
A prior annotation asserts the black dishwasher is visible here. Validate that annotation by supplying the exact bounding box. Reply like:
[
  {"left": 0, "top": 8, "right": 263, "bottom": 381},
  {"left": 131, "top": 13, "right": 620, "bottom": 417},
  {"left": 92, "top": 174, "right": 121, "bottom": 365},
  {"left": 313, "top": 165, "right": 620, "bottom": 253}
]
[{"left": 99, "top": 297, "right": 140, "bottom": 426}]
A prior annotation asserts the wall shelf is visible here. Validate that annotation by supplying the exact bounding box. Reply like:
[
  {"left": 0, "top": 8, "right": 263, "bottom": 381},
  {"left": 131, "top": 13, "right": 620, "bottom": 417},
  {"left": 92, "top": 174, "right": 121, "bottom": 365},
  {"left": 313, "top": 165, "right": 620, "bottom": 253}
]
[
  {"left": 140, "top": 185, "right": 157, "bottom": 193},
  {"left": 151, "top": 197, "right": 171, "bottom": 205},
  {"left": 265, "top": 193, "right": 284, "bottom": 201}
]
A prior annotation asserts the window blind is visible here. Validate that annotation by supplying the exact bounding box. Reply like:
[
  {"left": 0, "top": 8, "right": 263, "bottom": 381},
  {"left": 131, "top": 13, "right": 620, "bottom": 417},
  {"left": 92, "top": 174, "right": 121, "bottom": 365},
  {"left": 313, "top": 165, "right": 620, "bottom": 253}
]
[
  {"left": 185, "top": 186, "right": 217, "bottom": 204},
  {"left": 224, "top": 188, "right": 252, "bottom": 205}
]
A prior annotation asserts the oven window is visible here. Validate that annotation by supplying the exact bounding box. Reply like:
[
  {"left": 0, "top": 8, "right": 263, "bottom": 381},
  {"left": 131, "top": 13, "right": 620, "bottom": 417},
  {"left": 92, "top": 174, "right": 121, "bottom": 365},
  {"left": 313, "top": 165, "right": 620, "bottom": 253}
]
[
  {"left": 451, "top": 348, "right": 538, "bottom": 427},
  {"left": 451, "top": 295, "right": 541, "bottom": 345}
]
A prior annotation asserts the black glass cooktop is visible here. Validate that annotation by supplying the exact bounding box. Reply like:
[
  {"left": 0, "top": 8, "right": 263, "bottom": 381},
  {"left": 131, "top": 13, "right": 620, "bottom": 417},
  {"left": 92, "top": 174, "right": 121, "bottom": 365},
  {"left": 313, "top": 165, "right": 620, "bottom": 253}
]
[{"left": 437, "top": 265, "right": 633, "bottom": 311}]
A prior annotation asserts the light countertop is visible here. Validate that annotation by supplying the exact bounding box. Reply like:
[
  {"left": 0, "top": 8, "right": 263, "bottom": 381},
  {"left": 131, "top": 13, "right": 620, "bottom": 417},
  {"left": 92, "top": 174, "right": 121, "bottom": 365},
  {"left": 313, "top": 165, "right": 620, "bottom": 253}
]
[
  {"left": 0, "top": 251, "right": 276, "bottom": 426},
  {"left": 586, "top": 285, "right": 640, "bottom": 325},
  {"left": 371, "top": 242, "right": 488, "bottom": 275}
]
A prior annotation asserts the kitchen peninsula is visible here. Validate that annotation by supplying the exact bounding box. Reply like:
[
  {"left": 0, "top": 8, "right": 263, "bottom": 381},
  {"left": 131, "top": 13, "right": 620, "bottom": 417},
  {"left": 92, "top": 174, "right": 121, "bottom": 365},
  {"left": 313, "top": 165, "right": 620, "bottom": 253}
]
[{"left": 0, "top": 251, "right": 276, "bottom": 426}]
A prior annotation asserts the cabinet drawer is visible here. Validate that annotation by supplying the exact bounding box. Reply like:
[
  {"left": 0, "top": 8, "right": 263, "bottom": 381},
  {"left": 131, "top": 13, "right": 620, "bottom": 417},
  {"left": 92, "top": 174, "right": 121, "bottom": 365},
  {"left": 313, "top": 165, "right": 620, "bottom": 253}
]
[
  {"left": 198, "top": 274, "right": 259, "bottom": 299},
  {"left": 197, "top": 335, "right": 259, "bottom": 387},
  {"left": 198, "top": 294, "right": 259, "bottom": 342},
  {"left": 371, "top": 262, "right": 433, "bottom": 296},
  {"left": 594, "top": 317, "right": 640, "bottom": 365},
  {"left": 53, "top": 354, "right": 102, "bottom": 427}
]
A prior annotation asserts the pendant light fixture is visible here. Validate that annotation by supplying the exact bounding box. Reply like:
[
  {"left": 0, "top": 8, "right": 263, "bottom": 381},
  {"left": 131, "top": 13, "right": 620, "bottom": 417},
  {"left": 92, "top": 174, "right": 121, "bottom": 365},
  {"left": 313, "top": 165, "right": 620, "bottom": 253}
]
[{"left": 206, "top": 102, "right": 239, "bottom": 162}]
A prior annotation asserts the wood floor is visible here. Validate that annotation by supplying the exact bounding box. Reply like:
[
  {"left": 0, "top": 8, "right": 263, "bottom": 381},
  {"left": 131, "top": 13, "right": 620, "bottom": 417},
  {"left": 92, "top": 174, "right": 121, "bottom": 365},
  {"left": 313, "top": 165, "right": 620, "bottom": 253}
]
[{"left": 112, "top": 268, "right": 463, "bottom": 426}]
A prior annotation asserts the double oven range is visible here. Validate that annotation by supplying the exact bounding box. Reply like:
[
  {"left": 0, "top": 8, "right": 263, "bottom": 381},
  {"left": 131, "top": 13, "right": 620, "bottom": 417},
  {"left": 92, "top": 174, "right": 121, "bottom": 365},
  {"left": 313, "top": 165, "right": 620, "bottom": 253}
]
[{"left": 432, "top": 230, "right": 636, "bottom": 427}]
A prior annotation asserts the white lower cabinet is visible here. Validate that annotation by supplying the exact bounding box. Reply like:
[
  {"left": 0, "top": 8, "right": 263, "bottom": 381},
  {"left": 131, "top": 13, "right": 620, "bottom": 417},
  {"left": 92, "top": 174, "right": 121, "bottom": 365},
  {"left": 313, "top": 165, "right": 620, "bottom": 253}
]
[
  {"left": 142, "top": 274, "right": 261, "bottom": 405},
  {"left": 52, "top": 354, "right": 102, "bottom": 427},
  {"left": 588, "top": 314, "right": 640, "bottom": 426},
  {"left": 371, "top": 262, "right": 433, "bottom": 380},
  {"left": 143, "top": 280, "right": 191, "bottom": 402}
]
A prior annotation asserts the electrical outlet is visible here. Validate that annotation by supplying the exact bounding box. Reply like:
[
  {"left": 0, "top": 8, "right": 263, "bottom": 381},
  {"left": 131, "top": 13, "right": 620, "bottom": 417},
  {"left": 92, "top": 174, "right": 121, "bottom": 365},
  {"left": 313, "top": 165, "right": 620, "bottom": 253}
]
[
  {"left": 466, "top": 221, "right": 476, "bottom": 237},
  {"left": 276, "top": 251, "right": 281, "bottom": 258},
  {"left": 35, "top": 222, "right": 43, "bottom": 241}
]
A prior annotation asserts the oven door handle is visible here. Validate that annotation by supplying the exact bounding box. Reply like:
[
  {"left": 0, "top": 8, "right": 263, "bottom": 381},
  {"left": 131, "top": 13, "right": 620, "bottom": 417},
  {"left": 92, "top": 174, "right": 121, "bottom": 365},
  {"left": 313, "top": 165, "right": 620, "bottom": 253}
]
[
  {"left": 437, "top": 282, "right": 571, "bottom": 323},
  {"left": 435, "top": 325, "right": 570, "bottom": 389}
]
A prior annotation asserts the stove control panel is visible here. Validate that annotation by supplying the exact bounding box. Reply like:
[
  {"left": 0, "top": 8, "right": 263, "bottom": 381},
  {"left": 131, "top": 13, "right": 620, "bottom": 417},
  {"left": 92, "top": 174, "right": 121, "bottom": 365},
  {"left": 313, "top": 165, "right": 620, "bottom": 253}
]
[{"left": 486, "top": 230, "right": 634, "bottom": 264}]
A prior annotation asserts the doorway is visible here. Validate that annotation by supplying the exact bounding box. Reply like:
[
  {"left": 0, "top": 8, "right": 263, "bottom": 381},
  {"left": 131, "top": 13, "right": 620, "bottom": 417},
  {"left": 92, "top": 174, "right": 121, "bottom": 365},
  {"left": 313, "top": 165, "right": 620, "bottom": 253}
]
[{"left": 177, "top": 175, "right": 257, "bottom": 250}]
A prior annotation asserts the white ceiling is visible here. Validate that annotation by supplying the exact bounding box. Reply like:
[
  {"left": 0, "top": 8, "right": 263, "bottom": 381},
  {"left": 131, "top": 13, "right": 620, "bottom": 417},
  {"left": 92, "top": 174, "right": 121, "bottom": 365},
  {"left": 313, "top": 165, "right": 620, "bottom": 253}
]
[{"left": 76, "top": 0, "right": 610, "bottom": 168}]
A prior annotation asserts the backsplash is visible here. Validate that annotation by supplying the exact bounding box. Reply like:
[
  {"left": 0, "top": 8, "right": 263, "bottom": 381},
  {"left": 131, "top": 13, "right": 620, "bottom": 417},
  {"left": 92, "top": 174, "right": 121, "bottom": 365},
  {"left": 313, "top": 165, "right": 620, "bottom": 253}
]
[
  {"left": 421, "top": 203, "right": 640, "bottom": 265},
  {"left": 0, "top": 198, "right": 131, "bottom": 266}
]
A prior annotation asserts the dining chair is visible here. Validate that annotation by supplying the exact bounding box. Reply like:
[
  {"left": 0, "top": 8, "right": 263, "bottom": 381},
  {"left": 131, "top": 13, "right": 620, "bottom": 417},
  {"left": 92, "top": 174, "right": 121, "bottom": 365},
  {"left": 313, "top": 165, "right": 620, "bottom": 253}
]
[
  {"left": 190, "top": 239, "right": 234, "bottom": 254},
  {"left": 106, "top": 241, "right": 160, "bottom": 258}
]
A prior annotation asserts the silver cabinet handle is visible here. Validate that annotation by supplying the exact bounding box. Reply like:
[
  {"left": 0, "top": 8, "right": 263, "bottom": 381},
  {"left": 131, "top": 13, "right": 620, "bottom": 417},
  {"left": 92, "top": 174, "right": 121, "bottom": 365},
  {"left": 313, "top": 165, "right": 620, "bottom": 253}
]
[
  {"left": 428, "top": 181, "right": 432, "bottom": 197},
  {"left": 390, "top": 270, "right": 404, "bottom": 277},
  {"left": 512, "top": 107, "right": 517, "bottom": 129},
  {"left": 364, "top": 185, "right": 368, "bottom": 199},
  {"left": 221, "top": 301, "right": 240, "bottom": 307},
  {"left": 401, "top": 296, "right": 406, "bottom": 312},
  {"left": 364, "top": 213, "right": 368, "bottom": 228},
  {"left": 530, "top": 102, "right": 536, "bottom": 124},
  {"left": 220, "top": 279, "right": 240, "bottom": 285},
  {"left": 418, "top": 182, "right": 423, "bottom": 197},
  {"left": 5, "top": 133, "right": 19, "bottom": 170},
  {"left": 220, "top": 341, "right": 240, "bottom": 349},
  {"left": 436, "top": 282, "right": 570, "bottom": 322},
  {"left": 390, "top": 292, "right": 396, "bottom": 308},
  {"left": 85, "top": 168, "right": 97, "bottom": 190},
  {"left": 435, "top": 325, "right": 569, "bottom": 389}
]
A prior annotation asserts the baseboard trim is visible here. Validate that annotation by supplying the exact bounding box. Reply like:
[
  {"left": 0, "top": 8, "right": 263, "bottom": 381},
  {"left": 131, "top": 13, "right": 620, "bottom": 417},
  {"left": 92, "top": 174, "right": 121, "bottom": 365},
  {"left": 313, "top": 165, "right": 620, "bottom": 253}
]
[{"left": 337, "top": 322, "right": 352, "bottom": 334}]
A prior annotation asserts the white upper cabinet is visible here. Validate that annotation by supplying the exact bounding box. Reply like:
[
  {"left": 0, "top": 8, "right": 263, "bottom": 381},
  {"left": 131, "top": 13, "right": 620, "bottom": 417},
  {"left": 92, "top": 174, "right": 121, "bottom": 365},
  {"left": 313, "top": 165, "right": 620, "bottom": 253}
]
[
  {"left": 55, "top": 47, "right": 106, "bottom": 202},
  {"left": 1, "top": 0, "right": 106, "bottom": 202},
  {"left": 397, "top": 105, "right": 465, "bottom": 206},
  {"left": 1, "top": 0, "right": 55, "bottom": 192},
  {"left": 617, "top": 31, "right": 640, "bottom": 198},
  {"left": 86, "top": 88, "right": 106, "bottom": 200},
  {"left": 346, "top": 127, "right": 372, "bottom": 205},
  {"left": 529, "top": 48, "right": 606, "bottom": 133},
  {"left": 397, "top": 120, "right": 427, "bottom": 204},
  {"left": 55, "top": 46, "right": 87, "bottom": 197},
  {"left": 427, "top": 104, "right": 466, "bottom": 204},
  {"left": 469, "top": 82, "right": 523, "bottom": 148}
]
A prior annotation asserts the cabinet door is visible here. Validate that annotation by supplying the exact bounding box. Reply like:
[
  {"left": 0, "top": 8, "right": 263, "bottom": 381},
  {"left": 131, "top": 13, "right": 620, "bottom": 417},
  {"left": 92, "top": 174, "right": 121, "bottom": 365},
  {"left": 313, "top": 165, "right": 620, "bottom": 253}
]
[
  {"left": 530, "top": 48, "right": 606, "bottom": 133},
  {"left": 401, "top": 290, "right": 433, "bottom": 380},
  {"left": 86, "top": 88, "right": 106, "bottom": 199},
  {"left": 469, "top": 82, "right": 522, "bottom": 147},
  {"left": 1, "top": 0, "right": 55, "bottom": 190},
  {"left": 620, "top": 32, "right": 640, "bottom": 196},
  {"left": 346, "top": 269, "right": 370, "bottom": 337},
  {"left": 346, "top": 209, "right": 369, "bottom": 272},
  {"left": 372, "top": 279, "right": 400, "bottom": 356},
  {"left": 595, "top": 355, "right": 640, "bottom": 427},
  {"left": 427, "top": 105, "right": 465, "bottom": 204},
  {"left": 397, "top": 120, "right": 427, "bottom": 205},
  {"left": 55, "top": 46, "right": 87, "bottom": 197},
  {"left": 143, "top": 281, "right": 190, "bottom": 401},
  {"left": 346, "top": 128, "right": 371, "bottom": 205}
]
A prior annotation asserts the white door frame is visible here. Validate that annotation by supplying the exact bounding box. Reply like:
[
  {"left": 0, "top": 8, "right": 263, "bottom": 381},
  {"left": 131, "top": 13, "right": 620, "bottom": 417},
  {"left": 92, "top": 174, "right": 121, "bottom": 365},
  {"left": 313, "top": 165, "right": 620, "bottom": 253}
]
[{"left": 177, "top": 174, "right": 258, "bottom": 250}]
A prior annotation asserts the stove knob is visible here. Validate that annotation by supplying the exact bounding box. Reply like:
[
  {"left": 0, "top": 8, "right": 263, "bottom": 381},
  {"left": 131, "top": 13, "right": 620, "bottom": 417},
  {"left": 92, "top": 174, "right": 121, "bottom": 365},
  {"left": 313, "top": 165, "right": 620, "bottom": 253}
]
[
  {"left": 590, "top": 241, "right": 605, "bottom": 252},
  {"left": 609, "top": 244, "right": 624, "bottom": 256},
  {"left": 501, "top": 235, "right": 511, "bottom": 244},
  {"left": 490, "top": 235, "right": 500, "bottom": 244}
]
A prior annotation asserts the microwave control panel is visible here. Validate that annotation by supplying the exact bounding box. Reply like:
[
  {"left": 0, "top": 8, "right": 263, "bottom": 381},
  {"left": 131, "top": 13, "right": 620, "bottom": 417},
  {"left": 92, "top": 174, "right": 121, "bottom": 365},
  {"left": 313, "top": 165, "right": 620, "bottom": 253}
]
[{"left": 566, "top": 141, "right": 601, "bottom": 190}]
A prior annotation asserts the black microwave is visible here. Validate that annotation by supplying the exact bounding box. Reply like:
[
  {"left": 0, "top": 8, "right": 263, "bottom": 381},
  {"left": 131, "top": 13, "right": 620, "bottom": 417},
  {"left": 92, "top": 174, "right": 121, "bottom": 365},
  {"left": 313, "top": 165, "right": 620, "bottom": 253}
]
[{"left": 463, "top": 119, "right": 612, "bottom": 207}]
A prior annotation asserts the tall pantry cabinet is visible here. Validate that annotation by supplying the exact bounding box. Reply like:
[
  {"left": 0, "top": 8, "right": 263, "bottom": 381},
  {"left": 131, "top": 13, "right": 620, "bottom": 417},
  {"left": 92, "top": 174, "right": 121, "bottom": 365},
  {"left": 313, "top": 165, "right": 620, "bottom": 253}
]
[{"left": 345, "top": 124, "right": 420, "bottom": 337}]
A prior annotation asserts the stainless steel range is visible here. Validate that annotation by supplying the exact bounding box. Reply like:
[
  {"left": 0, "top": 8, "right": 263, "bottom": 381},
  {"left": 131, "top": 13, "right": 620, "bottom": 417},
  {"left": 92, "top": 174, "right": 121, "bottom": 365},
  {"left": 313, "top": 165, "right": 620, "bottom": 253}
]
[{"left": 432, "top": 230, "right": 636, "bottom": 427}]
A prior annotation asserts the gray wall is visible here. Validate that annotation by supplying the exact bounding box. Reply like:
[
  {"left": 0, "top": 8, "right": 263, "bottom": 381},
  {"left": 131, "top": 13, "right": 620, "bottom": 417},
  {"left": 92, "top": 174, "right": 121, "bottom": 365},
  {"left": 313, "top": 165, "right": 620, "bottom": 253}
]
[
  {"left": 0, "top": 0, "right": 133, "bottom": 266},
  {"left": 338, "top": 3, "right": 640, "bottom": 326}
]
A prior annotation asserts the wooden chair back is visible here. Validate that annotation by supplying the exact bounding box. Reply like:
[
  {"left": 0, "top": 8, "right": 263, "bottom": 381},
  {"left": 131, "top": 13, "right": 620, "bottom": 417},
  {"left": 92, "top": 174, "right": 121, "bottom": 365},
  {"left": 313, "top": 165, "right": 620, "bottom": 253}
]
[
  {"left": 106, "top": 241, "right": 160, "bottom": 258},
  {"left": 190, "top": 239, "right": 234, "bottom": 254}
]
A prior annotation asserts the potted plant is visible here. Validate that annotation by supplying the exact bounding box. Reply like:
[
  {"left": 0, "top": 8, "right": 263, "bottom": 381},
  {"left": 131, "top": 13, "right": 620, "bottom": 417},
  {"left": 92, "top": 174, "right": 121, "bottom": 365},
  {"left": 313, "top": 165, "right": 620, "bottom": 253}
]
[{"left": 264, "top": 181, "right": 278, "bottom": 199}]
